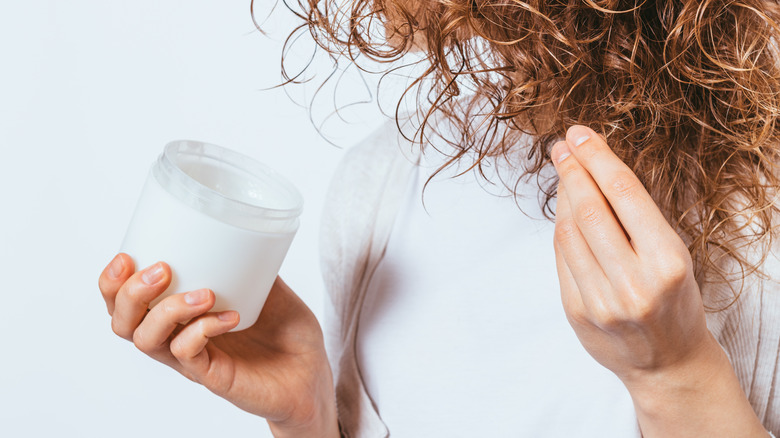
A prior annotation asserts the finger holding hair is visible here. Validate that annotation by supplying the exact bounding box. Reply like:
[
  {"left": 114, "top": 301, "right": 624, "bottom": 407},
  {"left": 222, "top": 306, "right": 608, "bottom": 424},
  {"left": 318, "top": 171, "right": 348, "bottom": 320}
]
[
  {"left": 563, "top": 125, "right": 684, "bottom": 257},
  {"left": 552, "top": 145, "right": 612, "bottom": 312},
  {"left": 552, "top": 187, "right": 587, "bottom": 326},
  {"left": 551, "top": 139, "right": 638, "bottom": 280}
]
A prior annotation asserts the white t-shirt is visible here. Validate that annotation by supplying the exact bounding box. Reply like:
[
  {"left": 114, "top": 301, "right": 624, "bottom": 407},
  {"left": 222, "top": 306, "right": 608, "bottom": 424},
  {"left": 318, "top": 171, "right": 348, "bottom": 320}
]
[{"left": 355, "top": 145, "right": 641, "bottom": 436}]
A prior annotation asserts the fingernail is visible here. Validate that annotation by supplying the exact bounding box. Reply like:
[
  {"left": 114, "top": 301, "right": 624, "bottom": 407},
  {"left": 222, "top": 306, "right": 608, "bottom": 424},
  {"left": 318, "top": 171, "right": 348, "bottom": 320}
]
[
  {"left": 554, "top": 142, "right": 572, "bottom": 164},
  {"left": 567, "top": 125, "right": 592, "bottom": 147},
  {"left": 108, "top": 255, "right": 124, "bottom": 279},
  {"left": 573, "top": 135, "right": 589, "bottom": 147},
  {"left": 218, "top": 311, "right": 237, "bottom": 322},
  {"left": 184, "top": 289, "right": 209, "bottom": 305},
  {"left": 142, "top": 263, "right": 164, "bottom": 285}
]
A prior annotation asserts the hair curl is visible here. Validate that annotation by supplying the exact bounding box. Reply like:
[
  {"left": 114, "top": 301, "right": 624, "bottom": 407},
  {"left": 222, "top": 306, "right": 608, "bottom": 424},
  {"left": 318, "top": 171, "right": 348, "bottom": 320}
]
[{"left": 259, "top": 0, "right": 780, "bottom": 308}]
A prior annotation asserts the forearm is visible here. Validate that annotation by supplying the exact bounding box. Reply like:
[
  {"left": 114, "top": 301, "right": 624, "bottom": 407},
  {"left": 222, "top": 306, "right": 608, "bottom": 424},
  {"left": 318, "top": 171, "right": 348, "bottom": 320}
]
[{"left": 625, "top": 334, "right": 768, "bottom": 437}]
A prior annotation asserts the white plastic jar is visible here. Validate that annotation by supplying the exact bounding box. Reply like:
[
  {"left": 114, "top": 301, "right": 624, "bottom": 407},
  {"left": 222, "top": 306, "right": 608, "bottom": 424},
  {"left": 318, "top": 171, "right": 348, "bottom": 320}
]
[{"left": 120, "top": 140, "right": 303, "bottom": 331}]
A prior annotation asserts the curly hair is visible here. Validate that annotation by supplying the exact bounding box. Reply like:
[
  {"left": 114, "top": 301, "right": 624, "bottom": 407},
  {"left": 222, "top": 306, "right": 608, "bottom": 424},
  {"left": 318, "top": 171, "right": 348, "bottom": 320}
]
[{"left": 258, "top": 0, "right": 780, "bottom": 308}]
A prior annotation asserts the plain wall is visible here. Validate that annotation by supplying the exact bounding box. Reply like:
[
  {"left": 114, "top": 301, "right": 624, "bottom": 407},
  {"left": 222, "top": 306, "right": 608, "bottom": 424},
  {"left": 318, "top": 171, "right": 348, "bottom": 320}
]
[{"left": 0, "top": 2, "right": 389, "bottom": 436}]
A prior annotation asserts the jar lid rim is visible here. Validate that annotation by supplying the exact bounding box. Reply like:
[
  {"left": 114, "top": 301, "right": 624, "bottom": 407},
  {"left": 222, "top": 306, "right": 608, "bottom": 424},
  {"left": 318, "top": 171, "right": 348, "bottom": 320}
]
[{"left": 156, "top": 140, "right": 303, "bottom": 221}]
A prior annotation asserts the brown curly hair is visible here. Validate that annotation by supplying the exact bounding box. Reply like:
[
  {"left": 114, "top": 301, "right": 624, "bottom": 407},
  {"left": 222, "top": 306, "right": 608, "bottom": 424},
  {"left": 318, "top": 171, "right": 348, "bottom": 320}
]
[{"left": 258, "top": 0, "right": 780, "bottom": 308}]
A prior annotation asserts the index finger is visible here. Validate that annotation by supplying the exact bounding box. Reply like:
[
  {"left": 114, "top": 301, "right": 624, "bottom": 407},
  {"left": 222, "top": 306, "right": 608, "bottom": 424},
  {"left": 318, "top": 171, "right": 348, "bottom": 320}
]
[{"left": 564, "top": 125, "right": 681, "bottom": 255}]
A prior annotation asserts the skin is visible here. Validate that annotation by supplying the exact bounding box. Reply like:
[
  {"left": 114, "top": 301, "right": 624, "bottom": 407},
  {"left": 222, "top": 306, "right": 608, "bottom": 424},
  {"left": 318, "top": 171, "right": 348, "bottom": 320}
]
[
  {"left": 98, "top": 258, "right": 339, "bottom": 437},
  {"left": 98, "top": 125, "right": 772, "bottom": 437},
  {"left": 551, "top": 125, "right": 769, "bottom": 437}
]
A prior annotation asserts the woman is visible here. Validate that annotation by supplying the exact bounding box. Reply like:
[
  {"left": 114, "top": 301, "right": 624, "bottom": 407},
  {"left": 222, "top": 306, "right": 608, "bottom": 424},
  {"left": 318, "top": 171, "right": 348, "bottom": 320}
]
[{"left": 98, "top": 1, "right": 780, "bottom": 436}]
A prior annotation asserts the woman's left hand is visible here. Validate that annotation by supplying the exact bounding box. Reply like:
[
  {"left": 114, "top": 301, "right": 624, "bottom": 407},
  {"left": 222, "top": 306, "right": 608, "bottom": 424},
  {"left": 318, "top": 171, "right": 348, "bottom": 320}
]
[
  {"left": 552, "top": 125, "right": 712, "bottom": 382},
  {"left": 550, "top": 126, "right": 768, "bottom": 437}
]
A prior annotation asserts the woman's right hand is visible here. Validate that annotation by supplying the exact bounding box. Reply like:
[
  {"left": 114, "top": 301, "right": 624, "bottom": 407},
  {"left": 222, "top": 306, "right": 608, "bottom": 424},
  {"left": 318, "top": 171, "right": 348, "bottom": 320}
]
[{"left": 98, "top": 253, "right": 339, "bottom": 438}]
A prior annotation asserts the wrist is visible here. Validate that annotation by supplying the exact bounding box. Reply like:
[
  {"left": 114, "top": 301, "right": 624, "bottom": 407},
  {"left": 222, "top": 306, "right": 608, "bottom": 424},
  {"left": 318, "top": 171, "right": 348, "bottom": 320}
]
[
  {"left": 622, "top": 333, "right": 725, "bottom": 407},
  {"left": 622, "top": 334, "right": 766, "bottom": 437},
  {"left": 268, "top": 395, "right": 339, "bottom": 438}
]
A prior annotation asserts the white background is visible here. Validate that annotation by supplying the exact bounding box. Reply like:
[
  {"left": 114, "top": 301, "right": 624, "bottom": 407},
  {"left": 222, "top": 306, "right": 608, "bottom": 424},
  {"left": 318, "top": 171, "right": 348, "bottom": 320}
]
[{"left": 0, "top": 2, "right": 390, "bottom": 436}]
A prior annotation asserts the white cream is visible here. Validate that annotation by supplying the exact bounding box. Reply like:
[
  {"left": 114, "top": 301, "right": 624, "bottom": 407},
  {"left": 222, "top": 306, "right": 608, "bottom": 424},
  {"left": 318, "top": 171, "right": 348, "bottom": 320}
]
[{"left": 120, "top": 140, "right": 302, "bottom": 331}]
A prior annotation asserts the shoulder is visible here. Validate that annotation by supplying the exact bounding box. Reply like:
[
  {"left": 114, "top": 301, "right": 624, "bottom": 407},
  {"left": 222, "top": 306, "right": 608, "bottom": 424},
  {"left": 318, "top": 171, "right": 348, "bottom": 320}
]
[
  {"left": 330, "top": 119, "right": 417, "bottom": 185},
  {"left": 319, "top": 117, "right": 420, "bottom": 287},
  {"left": 322, "top": 118, "right": 419, "bottom": 214}
]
